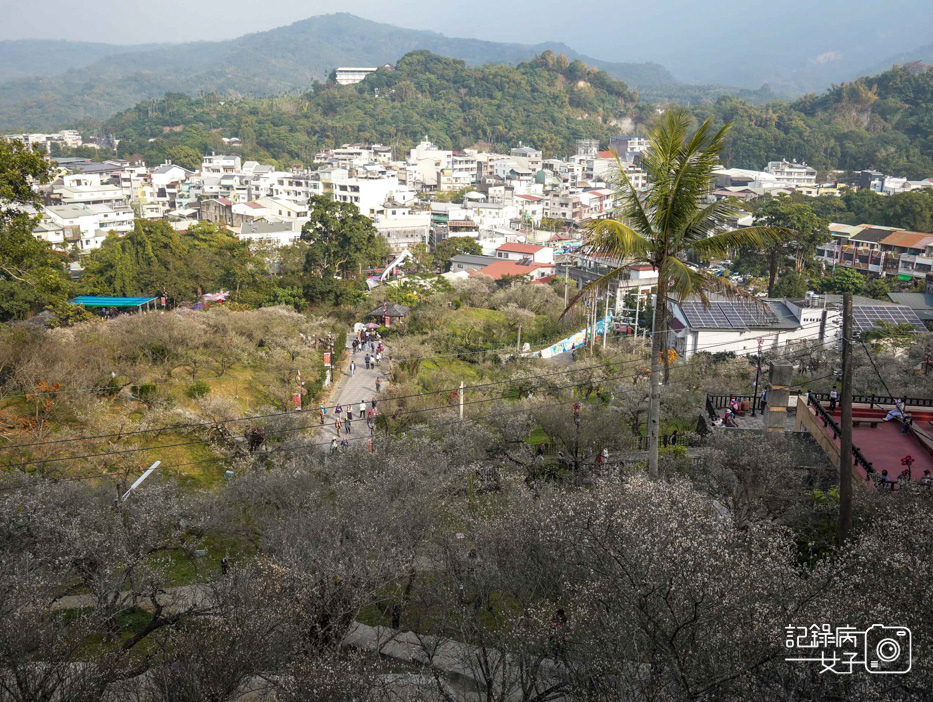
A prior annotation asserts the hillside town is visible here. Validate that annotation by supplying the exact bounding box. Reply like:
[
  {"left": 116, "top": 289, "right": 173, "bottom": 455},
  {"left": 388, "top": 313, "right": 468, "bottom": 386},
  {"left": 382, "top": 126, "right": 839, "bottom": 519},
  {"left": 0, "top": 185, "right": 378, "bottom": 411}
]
[{"left": 5, "top": 5, "right": 933, "bottom": 699}]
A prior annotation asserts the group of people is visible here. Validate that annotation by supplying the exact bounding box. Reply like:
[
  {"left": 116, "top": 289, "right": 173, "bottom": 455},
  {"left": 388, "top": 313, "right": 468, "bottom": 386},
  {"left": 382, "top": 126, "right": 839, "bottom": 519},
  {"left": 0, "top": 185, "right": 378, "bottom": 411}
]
[
  {"left": 713, "top": 411, "right": 738, "bottom": 428},
  {"left": 351, "top": 337, "right": 384, "bottom": 371},
  {"left": 327, "top": 398, "right": 380, "bottom": 450}
]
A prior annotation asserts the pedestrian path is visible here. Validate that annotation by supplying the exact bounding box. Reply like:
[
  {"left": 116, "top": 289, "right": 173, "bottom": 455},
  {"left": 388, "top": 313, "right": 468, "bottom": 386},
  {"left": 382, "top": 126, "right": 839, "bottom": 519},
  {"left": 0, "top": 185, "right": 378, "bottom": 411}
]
[
  {"left": 337, "top": 339, "right": 387, "bottom": 409},
  {"left": 315, "top": 337, "right": 388, "bottom": 441}
]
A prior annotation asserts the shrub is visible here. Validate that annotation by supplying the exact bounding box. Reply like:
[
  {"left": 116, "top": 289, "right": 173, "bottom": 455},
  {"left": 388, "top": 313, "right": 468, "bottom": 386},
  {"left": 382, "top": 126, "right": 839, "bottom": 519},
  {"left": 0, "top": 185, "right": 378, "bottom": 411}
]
[
  {"left": 185, "top": 381, "right": 211, "bottom": 399},
  {"left": 132, "top": 383, "right": 158, "bottom": 403}
]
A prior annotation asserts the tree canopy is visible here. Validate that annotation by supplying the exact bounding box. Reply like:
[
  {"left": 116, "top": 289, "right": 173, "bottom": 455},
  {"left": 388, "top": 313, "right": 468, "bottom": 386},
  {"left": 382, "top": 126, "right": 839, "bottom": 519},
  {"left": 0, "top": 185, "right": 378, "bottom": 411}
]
[{"left": 0, "top": 139, "right": 70, "bottom": 321}]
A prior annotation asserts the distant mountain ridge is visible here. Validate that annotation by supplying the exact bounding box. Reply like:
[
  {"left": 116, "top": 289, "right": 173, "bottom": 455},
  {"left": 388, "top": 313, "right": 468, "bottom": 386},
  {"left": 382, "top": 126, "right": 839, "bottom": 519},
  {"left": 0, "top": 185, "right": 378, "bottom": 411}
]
[{"left": 0, "top": 13, "right": 675, "bottom": 131}]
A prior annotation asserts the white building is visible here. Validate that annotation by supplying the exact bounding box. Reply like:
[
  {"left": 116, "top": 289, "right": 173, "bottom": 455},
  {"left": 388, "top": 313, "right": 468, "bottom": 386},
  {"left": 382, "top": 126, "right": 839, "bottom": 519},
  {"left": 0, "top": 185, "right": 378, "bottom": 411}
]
[
  {"left": 374, "top": 214, "right": 431, "bottom": 253},
  {"left": 669, "top": 296, "right": 842, "bottom": 359},
  {"left": 494, "top": 242, "right": 554, "bottom": 265},
  {"left": 201, "top": 154, "right": 242, "bottom": 176},
  {"left": 331, "top": 175, "right": 399, "bottom": 217},
  {"left": 335, "top": 67, "right": 379, "bottom": 85},
  {"left": 238, "top": 221, "right": 302, "bottom": 247},
  {"left": 510, "top": 145, "right": 543, "bottom": 174},
  {"left": 765, "top": 160, "right": 817, "bottom": 187}
]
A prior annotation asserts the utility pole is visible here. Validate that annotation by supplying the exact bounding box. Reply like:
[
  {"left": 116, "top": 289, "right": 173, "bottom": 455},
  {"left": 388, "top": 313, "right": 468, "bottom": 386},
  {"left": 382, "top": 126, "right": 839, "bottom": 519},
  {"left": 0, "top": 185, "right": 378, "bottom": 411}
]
[
  {"left": 563, "top": 263, "right": 569, "bottom": 308},
  {"left": 459, "top": 380, "right": 464, "bottom": 420},
  {"left": 602, "top": 288, "right": 610, "bottom": 350},
  {"left": 634, "top": 290, "right": 641, "bottom": 338},
  {"left": 516, "top": 325, "right": 522, "bottom": 354},
  {"left": 839, "top": 292, "right": 854, "bottom": 543},
  {"left": 751, "top": 337, "right": 763, "bottom": 417}
]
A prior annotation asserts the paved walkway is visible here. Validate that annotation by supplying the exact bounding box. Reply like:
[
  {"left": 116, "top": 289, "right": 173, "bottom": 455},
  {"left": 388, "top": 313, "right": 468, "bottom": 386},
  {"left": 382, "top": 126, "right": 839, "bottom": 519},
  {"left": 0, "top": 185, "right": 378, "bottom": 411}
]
[
  {"left": 316, "top": 337, "right": 388, "bottom": 441},
  {"left": 336, "top": 338, "right": 387, "bottom": 409}
]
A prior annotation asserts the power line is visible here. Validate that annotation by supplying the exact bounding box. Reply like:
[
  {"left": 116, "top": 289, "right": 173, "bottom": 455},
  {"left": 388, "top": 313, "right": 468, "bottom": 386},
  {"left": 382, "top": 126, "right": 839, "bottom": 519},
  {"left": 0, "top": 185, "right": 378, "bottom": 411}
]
[
  {"left": 0, "top": 335, "right": 841, "bottom": 470},
  {"left": 0, "top": 326, "right": 837, "bottom": 454},
  {"left": 0, "top": 364, "right": 846, "bottom": 492}
]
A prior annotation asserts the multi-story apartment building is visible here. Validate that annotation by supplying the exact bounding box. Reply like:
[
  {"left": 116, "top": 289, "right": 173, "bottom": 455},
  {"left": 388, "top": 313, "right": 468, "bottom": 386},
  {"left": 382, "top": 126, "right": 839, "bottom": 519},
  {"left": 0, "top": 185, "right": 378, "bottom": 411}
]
[
  {"left": 331, "top": 174, "right": 399, "bottom": 217},
  {"left": 765, "top": 160, "right": 817, "bottom": 187},
  {"left": 544, "top": 192, "right": 583, "bottom": 222},
  {"left": 510, "top": 144, "right": 543, "bottom": 174},
  {"left": 201, "top": 154, "right": 241, "bottom": 176},
  {"left": 335, "top": 67, "right": 379, "bottom": 85}
]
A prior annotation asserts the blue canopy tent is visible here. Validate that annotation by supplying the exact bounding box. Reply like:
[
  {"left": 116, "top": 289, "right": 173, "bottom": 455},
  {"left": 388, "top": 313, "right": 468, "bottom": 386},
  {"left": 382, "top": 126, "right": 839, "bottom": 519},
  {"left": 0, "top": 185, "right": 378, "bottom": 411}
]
[{"left": 69, "top": 296, "right": 158, "bottom": 312}]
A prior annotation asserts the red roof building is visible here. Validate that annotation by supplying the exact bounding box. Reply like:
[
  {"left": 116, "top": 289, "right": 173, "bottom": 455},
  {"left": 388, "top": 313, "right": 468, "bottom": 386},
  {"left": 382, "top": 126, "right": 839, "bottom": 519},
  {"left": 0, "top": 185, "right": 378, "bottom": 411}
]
[{"left": 473, "top": 260, "right": 555, "bottom": 281}]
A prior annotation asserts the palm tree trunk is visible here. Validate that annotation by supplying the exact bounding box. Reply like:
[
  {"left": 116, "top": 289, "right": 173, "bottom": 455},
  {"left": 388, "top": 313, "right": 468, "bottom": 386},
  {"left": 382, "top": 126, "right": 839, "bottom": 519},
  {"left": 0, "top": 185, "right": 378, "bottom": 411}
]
[{"left": 647, "top": 276, "right": 667, "bottom": 479}]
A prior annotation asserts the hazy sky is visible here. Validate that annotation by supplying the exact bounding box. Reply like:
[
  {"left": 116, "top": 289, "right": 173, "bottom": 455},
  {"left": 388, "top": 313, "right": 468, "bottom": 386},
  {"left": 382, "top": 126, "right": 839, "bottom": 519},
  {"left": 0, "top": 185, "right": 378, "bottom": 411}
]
[{"left": 2, "top": 0, "right": 932, "bottom": 81}]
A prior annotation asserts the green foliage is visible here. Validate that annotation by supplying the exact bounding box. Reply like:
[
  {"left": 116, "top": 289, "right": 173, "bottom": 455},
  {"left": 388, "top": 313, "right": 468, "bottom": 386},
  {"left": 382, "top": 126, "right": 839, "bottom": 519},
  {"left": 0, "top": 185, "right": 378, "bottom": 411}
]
[
  {"left": 433, "top": 236, "right": 483, "bottom": 267},
  {"left": 260, "top": 286, "right": 306, "bottom": 311},
  {"left": 300, "top": 196, "right": 385, "bottom": 304},
  {"left": 131, "top": 383, "right": 158, "bottom": 403},
  {"left": 752, "top": 196, "right": 830, "bottom": 295},
  {"left": 166, "top": 145, "right": 202, "bottom": 171},
  {"left": 45, "top": 301, "right": 98, "bottom": 328},
  {"left": 185, "top": 380, "right": 211, "bottom": 399},
  {"left": 81, "top": 220, "right": 268, "bottom": 303},
  {"left": 771, "top": 271, "right": 809, "bottom": 298},
  {"left": 106, "top": 51, "right": 639, "bottom": 165},
  {"left": 695, "top": 65, "right": 933, "bottom": 180},
  {"left": 818, "top": 267, "right": 865, "bottom": 294},
  {"left": 0, "top": 139, "right": 71, "bottom": 321}
]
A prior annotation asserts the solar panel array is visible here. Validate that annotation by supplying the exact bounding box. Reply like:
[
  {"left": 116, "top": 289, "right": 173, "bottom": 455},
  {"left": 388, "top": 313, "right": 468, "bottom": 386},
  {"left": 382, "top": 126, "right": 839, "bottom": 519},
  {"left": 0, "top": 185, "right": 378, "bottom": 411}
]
[
  {"left": 680, "top": 301, "right": 779, "bottom": 329},
  {"left": 852, "top": 305, "right": 925, "bottom": 333}
]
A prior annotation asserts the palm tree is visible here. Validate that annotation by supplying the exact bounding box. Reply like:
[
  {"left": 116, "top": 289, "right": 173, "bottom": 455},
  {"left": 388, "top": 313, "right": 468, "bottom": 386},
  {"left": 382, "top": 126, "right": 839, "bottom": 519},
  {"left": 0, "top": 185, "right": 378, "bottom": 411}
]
[{"left": 566, "top": 108, "right": 793, "bottom": 478}]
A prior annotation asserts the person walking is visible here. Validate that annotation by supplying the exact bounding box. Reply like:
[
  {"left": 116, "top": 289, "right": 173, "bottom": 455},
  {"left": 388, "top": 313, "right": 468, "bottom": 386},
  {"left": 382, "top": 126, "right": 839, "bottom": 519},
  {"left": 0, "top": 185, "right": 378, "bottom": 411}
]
[
  {"left": 352, "top": 339, "right": 358, "bottom": 354},
  {"left": 318, "top": 404, "right": 326, "bottom": 425},
  {"left": 334, "top": 416, "right": 341, "bottom": 436},
  {"left": 371, "top": 398, "right": 377, "bottom": 411},
  {"left": 365, "top": 353, "right": 372, "bottom": 370},
  {"left": 829, "top": 386, "right": 838, "bottom": 412},
  {"left": 359, "top": 400, "right": 366, "bottom": 419},
  {"left": 330, "top": 437, "right": 338, "bottom": 451},
  {"left": 376, "top": 377, "right": 382, "bottom": 393},
  {"left": 350, "top": 360, "right": 356, "bottom": 377},
  {"left": 344, "top": 415, "right": 352, "bottom": 435},
  {"left": 376, "top": 351, "right": 382, "bottom": 365}
]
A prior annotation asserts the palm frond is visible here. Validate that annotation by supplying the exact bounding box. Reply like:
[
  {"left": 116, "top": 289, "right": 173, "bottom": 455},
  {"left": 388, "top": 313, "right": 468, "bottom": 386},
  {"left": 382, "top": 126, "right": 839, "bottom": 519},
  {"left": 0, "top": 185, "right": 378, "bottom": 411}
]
[
  {"left": 583, "top": 218, "right": 651, "bottom": 262},
  {"left": 605, "top": 154, "right": 655, "bottom": 237},
  {"left": 663, "top": 256, "right": 707, "bottom": 303},
  {"left": 678, "top": 198, "right": 743, "bottom": 249},
  {"left": 690, "top": 225, "right": 795, "bottom": 258}
]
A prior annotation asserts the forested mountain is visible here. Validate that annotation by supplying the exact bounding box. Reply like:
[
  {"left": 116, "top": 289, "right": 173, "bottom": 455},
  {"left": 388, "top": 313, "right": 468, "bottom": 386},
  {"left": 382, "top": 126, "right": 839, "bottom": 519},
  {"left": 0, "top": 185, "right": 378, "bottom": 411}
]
[
  {"left": 695, "top": 64, "right": 933, "bottom": 178},
  {"left": 106, "top": 55, "right": 933, "bottom": 180},
  {"left": 0, "top": 13, "right": 672, "bottom": 131},
  {"left": 108, "top": 51, "right": 648, "bottom": 166},
  {"left": 0, "top": 40, "right": 164, "bottom": 83}
]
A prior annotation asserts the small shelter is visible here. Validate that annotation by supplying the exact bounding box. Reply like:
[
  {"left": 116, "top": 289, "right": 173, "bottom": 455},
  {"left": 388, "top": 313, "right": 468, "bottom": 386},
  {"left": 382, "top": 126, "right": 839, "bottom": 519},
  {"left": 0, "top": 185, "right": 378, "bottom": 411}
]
[
  {"left": 367, "top": 302, "right": 410, "bottom": 327},
  {"left": 69, "top": 296, "right": 159, "bottom": 313}
]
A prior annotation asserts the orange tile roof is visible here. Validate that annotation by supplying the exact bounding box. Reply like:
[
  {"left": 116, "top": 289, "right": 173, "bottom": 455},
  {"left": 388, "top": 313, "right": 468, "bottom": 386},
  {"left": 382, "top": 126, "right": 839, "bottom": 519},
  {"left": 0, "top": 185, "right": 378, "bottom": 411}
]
[
  {"left": 879, "top": 230, "right": 933, "bottom": 249},
  {"left": 497, "top": 242, "right": 546, "bottom": 254},
  {"left": 473, "top": 260, "right": 554, "bottom": 280}
]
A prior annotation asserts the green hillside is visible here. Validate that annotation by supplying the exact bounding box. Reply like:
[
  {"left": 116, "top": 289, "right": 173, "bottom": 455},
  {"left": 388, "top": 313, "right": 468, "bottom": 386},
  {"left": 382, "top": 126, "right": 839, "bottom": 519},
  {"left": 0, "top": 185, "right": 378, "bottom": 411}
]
[
  {"left": 106, "top": 56, "right": 933, "bottom": 180},
  {"left": 108, "top": 51, "right": 648, "bottom": 165},
  {"left": 696, "top": 64, "right": 933, "bottom": 178},
  {"left": 0, "top": 13, "right": 672, "bottom": 131}
]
